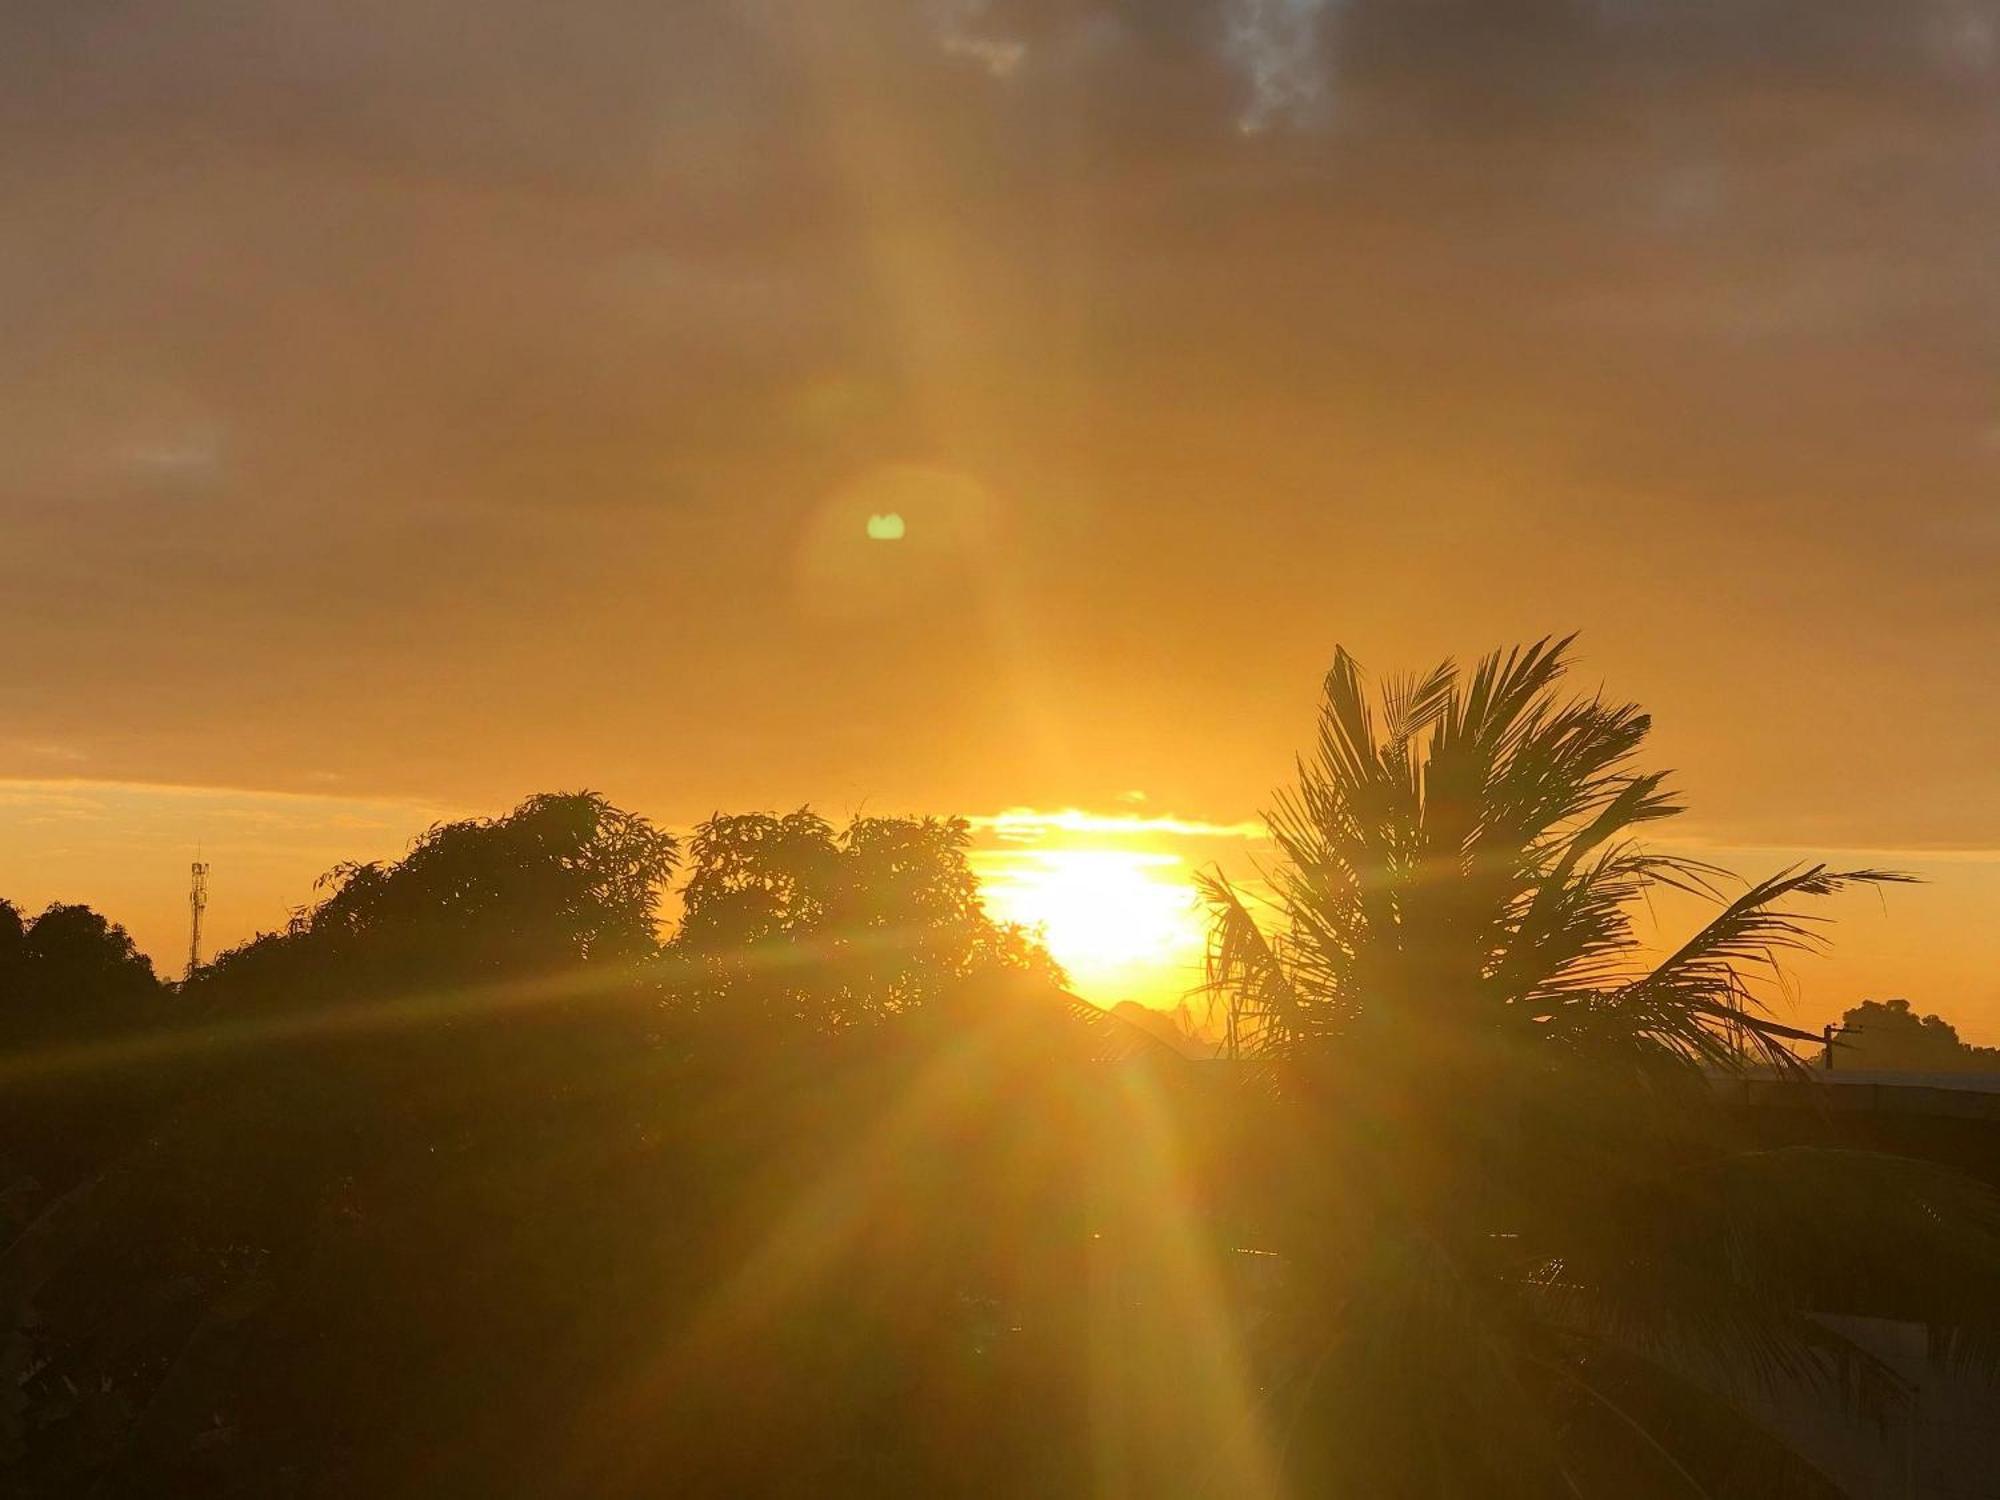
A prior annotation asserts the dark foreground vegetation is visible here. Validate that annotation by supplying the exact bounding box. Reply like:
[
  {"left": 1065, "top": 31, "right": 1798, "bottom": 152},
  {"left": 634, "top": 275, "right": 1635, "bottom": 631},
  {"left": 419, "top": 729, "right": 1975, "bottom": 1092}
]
[{"left": 4, "top": 641, "right": 1998, "bottom": 1498}]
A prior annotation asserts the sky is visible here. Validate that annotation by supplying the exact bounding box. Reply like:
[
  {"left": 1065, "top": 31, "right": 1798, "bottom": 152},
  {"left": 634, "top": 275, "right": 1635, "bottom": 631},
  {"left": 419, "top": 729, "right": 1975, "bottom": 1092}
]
[{"left": 1, "top": 1, "right": 1996, "bottom": 1033}]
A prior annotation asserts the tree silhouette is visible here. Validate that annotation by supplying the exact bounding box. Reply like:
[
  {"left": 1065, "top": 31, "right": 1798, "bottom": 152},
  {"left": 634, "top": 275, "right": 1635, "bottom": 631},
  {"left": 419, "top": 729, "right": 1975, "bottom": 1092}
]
[
  {"left": 667, "top": 810, "right": 1059, "bottom": 1033},
  {"left": 0, "top": 899, "right": 165, "bottom": 1417},
  {"left": 1823, "top": 997, "right": 2000, "bottom": 1073},
  {"left": 1200, "top": 638, "right": 2000, "bottom": 1496},
  {"left": 199, "top": 790, "right": 677, "bottom": 1006},
  {"left": 0, "top": 901, "right": 157, "bottom": 1049},
  {"left": 0, "top": 897, "right": 22, "bottom": 970}
]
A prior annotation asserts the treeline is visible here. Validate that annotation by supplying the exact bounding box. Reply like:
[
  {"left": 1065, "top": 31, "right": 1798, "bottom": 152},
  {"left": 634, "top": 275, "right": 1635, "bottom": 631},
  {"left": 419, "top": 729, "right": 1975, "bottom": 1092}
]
[
  {"left": 1, "top": 793, "right": 1215, "bottom": 1497},
  {"left": 9, "top": 643, "right": 2000, "bottom": 1499}
]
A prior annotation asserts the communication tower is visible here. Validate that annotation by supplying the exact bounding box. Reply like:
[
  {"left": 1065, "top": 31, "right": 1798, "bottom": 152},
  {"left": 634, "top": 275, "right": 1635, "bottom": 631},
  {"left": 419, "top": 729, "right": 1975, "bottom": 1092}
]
[{"left": 188, "top": 858, "right": 209, "bottom": 979}]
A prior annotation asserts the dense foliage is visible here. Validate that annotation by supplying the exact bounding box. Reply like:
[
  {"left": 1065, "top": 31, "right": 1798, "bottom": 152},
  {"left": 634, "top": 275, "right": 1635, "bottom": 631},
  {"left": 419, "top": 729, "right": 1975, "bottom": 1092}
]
[
  {"left": 2, "top": 663, "right": 1997, "bottom": 1496},
  {"left": 667, "top": 810, "right": 1061, "bottom": 1031},
  {"left": 0, "top": 899, "right": 158, "bottom": 1053},
  {"left": 1823, "top": 996, "right": 2000, "bottom": 1073},
  {"left": 0, "top": 792, "right": 1117, "bottom": 1497},
  {"left": 1199, "top": 639, "right": 2000, "bottom": 1496}
]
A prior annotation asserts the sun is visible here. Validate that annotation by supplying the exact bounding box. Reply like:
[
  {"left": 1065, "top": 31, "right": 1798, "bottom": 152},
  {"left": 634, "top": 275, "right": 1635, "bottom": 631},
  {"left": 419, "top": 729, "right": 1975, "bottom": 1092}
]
[{"left": 976, "top": 849, "right": 1208, "bottom": 1003}]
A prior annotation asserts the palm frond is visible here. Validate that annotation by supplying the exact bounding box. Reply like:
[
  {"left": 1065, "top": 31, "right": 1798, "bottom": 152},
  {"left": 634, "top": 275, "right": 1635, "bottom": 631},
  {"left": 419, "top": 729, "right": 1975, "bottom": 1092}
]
[
  {"left": 1614, "top": 865, "right": 1918, "bottom": 1067},
  {"left": 1194, "top": 868, "right": 1307, "bottom": 1053},
  {"left": 1698, "top": 1148, "right": 2000, "bottom": 1376},
  {"left": 1542, "top": 1340, "right": 1858, "bottom": 1500},
  {"left": 1200, "top": 639, "right": 1949, "bottom": 1494}
]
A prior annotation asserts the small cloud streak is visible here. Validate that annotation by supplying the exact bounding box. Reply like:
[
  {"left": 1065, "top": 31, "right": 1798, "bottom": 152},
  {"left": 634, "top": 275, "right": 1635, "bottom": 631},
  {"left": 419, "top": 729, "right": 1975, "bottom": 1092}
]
[
  {"left": 0, "top": 739, "right": 89, "bottom": 766},
  {"left": 971, "top": 806, "right": 1265, "bottom": 843},
  {"left": 929, "top": 0, "right": 1028, "bottom": 78}
]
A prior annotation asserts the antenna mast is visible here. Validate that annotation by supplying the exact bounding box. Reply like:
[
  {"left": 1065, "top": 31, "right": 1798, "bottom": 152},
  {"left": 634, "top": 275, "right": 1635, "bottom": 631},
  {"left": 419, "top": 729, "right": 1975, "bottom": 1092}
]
[{"left": 188, "top": 857, "right": 209, "bottom": 979}]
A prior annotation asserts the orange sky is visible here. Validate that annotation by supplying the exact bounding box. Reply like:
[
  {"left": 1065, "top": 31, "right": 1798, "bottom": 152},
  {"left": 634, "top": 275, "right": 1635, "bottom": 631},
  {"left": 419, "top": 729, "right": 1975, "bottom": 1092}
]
[{"left": 1, "top": 2, "right": 1996, "bottom": 1035}]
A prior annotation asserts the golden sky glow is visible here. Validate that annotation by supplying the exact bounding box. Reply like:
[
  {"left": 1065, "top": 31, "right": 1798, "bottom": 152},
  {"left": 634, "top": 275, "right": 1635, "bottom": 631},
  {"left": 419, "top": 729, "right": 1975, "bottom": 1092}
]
[{"left": 2, "top": 3, "right": 1997, "bottom": 1033}]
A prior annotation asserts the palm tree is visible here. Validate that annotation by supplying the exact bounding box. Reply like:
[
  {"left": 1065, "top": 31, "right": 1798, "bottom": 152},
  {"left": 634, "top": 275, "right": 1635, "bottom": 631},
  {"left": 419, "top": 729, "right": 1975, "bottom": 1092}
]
[{"left": 1200, "top": 638, "right": 2000, "bottom": 1497}]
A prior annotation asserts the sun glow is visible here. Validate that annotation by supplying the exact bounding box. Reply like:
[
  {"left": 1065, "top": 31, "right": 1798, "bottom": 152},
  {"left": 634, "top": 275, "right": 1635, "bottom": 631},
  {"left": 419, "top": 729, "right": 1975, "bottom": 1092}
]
[{"left": 976, "top": 849, "right": 1208, "bottom": 1003}]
